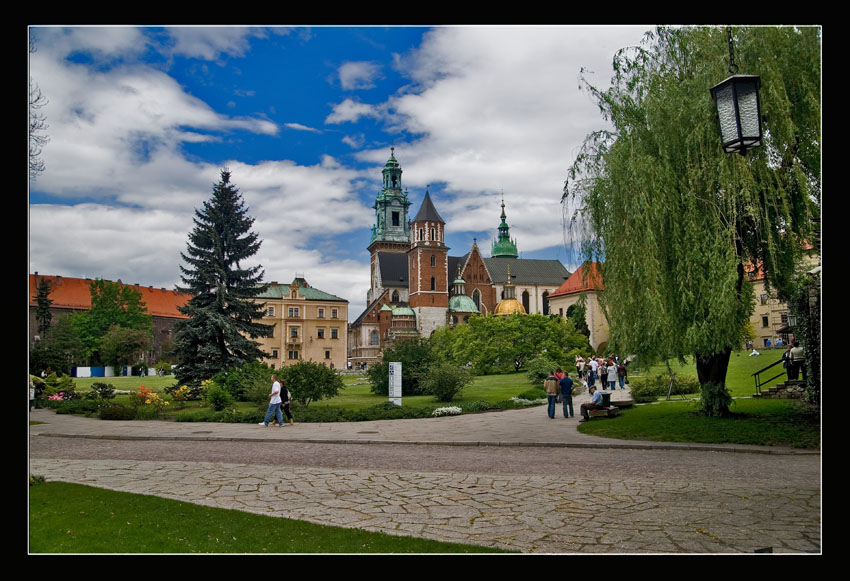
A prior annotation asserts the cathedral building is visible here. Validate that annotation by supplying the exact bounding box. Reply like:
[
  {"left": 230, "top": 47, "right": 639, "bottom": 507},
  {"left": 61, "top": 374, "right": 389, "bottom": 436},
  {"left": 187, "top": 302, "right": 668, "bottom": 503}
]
[{"left": 347, "top": 149, "right": 570, "bottom": 368}]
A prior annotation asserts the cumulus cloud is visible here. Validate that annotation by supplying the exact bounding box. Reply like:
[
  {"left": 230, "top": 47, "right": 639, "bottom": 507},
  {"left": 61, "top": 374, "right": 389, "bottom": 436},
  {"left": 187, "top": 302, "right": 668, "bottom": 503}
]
[
  {"left": 338, "top": 60, "right": 383, "bottom": 90},
  {"left": 325, "top": 98, "right": 380, "bottom": 124}
]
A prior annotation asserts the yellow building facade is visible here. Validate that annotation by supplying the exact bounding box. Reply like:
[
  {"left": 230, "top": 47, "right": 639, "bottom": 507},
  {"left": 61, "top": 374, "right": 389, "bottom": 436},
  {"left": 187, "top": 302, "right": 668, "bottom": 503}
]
[{"left": 254, "top": 277, "right": 348, "bottom": 370}]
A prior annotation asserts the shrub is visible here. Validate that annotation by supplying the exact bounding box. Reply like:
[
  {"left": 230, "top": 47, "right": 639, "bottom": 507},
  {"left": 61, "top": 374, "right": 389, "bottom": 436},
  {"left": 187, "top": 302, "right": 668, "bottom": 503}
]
[
  {"left": 525, "top": 355, "right": 561, "bottom": 383},
  {"left": 42, "top": 373, "right": 77, "bottom": 399},
  {"left": 516, "top": 387, "right": 547, "bottom": 401},
  {"left": 695, "top": 382, "right": 734, "bottom": 417},
  {"left": 280, "top": 360, "right": 344, "bottom": 406},
  {"left": 99, "top": 403, "right": 138, "bottom": 420},
  {"left": 420, "top": 362, "right": 473, "bottom": 402},
  {"left": 213, "top": 362, "right": 274, "bottom": 401},
  {"left": 628, "top": 374, "right": 701, "bottom": 402},
  {"left": 51, "top": 399, "right": 99, "bottom": 416},
  {"left": 204, "top": 382, "right": 234, "bottom": 411},
  {"left": 84, "top": 382, "right": 116, "bottom": 403}
]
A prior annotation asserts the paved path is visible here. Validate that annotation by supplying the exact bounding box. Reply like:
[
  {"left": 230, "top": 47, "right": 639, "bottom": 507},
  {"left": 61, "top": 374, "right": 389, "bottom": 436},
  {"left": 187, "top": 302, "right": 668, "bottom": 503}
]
[{"left": 28, "top": 404, "right": 821, "bottom": 554}]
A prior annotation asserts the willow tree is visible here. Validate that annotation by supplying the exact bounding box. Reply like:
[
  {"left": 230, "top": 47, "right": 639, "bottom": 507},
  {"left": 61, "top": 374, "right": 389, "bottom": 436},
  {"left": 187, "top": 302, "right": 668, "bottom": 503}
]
[{"left": 563, "top": 27, "right": 820, "bottom": 408}]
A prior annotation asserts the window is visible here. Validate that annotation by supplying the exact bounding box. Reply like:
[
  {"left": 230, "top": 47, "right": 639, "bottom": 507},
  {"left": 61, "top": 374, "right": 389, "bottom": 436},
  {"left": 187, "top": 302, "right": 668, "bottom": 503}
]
[
  {"left": 760, "top": 293, "right": 768, "bottom": 305},
  {"left": 288, "top": 307, "right": 299, "bottom": 318},
  {"left": 430, "top": 227, "right": 436, "bottom": 241},
  {"left": 317, "top": 328, "right": 325, "bottom": 339},
  {"left": 430, "top": 276, "right": 436, "bottom": 291},
  {"left": 272, "top": 349, "right": 278, "bottom": 359},
  {"left": 472, "top": 289, "right": 480, "bottom": 309},
  {"left": 542, "top": 291, "right": 549, "bottom": 315},
  {"left": 331, "top": 328, "right": 339, "bottom": 339},
  {"left": 391, "top": 290, "right": 400, "bottom": 303},
  {"left": 418, "top": 228, "right": 424, "bottom": 241},
  {"left": 522, "top": 290, "right": 530, "bottom": 313},
  {"left": 290, "top": 327, "right": 299, "bottom": 338},
  {"left": 288, "top": 350, "right": 299, "bottom": 360},
  {"left": 331, "top": 308, "right": 338, "bottom": 319},
  {"left": 324, "top": 350, "right": 331, "bottom": 360},
  {"left": 392, "top": 211, "right": 400, "bottom": 226},
  {"left": 369, "top": 330, "right": 379, "bottom": 345},
  {"left": 266, "top": 306, "right": 275, "bottom": 317},
  {"left": 430, "top": 254, "right": 436, "bottom": 267},
  {"left": 761, "top": 315, "right": 770, "bottom": 328},
  {"left": 318, "top": 308, "right": 325, "bottom": 318}
]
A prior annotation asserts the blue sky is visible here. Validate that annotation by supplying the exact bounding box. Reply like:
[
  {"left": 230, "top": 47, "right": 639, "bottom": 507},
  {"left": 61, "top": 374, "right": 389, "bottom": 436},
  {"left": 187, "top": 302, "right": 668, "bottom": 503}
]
[{"left": 28, "top": 25, "right": 651, "bottom": 319}]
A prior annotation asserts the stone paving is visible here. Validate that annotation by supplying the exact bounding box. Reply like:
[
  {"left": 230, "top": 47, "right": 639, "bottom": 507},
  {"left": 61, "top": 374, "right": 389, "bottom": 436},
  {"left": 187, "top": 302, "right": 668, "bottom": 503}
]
[{"left": 28, "top": 402, "right": 821, "bottom": 554}]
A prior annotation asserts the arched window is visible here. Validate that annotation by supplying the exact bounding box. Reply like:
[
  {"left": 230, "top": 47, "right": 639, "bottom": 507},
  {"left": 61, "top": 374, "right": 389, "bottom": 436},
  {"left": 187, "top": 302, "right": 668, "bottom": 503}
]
[
  {"left": 369, "top": 330, "right": 379, "bottom": 346},
  {"left": 472, "top": 289, "right": 481, "bottom": 309},
  {"left": 542, "top": 291, "right": 550, "bottom": 315},
  {"left": 430, "top": 227, "right": 435, "bottom": 241},
  {"left": 419, "top": 228, "right": 424, "bottom": 241},
  {"left": 430, "top": 254, "right": 436, "bottom": 267},
  {"left": 430, "top": 276, "right": 436, "bottom": 291},
  {"left": 522, "top": 290, "right": 530, "bottom": 313},
  {"left": 391, "top": 290, "right": 400, "bottom": 303}
]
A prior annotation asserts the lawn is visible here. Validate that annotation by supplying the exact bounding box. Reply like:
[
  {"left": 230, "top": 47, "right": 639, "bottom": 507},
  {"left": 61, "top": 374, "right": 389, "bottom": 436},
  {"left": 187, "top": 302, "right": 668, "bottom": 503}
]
[{"left": 29, "top": 481, "right": 510, "bottom": 554}]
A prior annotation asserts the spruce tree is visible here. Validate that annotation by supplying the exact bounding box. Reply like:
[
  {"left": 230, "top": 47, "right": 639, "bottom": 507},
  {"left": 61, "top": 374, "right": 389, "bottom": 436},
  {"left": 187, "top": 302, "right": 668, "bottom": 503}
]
[{"left": 173, "top": 169, "right": 273, "bottom": 386}]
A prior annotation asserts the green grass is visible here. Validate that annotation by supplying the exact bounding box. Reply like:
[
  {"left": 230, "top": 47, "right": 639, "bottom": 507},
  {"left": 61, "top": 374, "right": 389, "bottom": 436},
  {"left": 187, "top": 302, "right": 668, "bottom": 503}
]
[
  {"left": 578, "top": 397, "right": 819, "bottom": 448},
  {"left": 312, "top": 372, "right": 537, "bottom": 411},
  {"left": 29, "top": 481, "right": 510, "bottom": 554},
  {"left": 629, "top": 348, "right": 786, "bottom": 397}
]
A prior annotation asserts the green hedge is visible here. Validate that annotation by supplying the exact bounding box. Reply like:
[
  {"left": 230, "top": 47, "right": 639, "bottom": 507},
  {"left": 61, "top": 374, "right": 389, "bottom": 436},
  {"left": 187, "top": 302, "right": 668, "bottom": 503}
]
[{"left": 627, "top": 374, "right": 701, "bottom": 403}]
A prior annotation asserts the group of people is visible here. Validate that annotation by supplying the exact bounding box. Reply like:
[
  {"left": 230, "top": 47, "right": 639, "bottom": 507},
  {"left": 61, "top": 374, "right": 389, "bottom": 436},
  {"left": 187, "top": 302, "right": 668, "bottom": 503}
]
[
  {"left": 574, "top": 355, "right": 629, "bottom": 391},
  {"left": 259, "top": 374, "right": 295, "bottom": 427},
  {"left": 782, "top": 342, "right": 807, "bottom": 381},
  {"left": 542, "top": 366, "right": 609, "bottom": 423}
]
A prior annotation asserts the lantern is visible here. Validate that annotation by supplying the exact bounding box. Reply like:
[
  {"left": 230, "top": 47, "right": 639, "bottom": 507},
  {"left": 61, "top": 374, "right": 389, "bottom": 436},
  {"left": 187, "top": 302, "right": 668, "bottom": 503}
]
[{"left": 710, "top": 28, "right": 764, "bottom": 155}]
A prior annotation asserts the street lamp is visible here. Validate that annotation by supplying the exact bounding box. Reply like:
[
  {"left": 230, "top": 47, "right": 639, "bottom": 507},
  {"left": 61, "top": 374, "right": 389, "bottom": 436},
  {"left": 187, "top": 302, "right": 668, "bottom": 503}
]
[{"left": 710, "top": 28, "right": 764, "bottom": 155}]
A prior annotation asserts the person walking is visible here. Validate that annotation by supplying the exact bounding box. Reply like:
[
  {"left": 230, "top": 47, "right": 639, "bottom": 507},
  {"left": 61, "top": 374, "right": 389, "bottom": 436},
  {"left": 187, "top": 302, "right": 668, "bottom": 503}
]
[
  {"left": 259, "top": 374, "right": 284, "bottom": 427},
  {"left": 559, "top": 371, "right": 575, "bottom": 418},
  {"left": 544, "top": 370, "right": 560, "bottom": 419},
  {"left": 280, "top": 379, "right": 295, "bottom": 426},
  {"left": 588, "top": 357, "right": 598, "bottom": 388},
  {"left": 617, "top": 361, "right": 627, "bottom": 389},
  {"left": 607, "top": 359, "right": 618, "bottom": 390}
]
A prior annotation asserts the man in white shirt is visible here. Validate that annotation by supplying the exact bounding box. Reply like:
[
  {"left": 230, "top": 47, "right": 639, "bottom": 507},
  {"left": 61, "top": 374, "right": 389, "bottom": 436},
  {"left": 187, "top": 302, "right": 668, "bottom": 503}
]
[
  {"left": 579, "top": 385, "right": 604, "bottom": 423},
  {"left": 260, "top": 374, "right": 284, "bottom": 427}
]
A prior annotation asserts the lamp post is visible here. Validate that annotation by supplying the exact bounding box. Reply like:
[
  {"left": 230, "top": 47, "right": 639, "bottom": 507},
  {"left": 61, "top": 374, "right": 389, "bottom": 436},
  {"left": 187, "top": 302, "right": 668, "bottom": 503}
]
[{"left": 710, "top": 28, "right": 764, "bottom": 155}]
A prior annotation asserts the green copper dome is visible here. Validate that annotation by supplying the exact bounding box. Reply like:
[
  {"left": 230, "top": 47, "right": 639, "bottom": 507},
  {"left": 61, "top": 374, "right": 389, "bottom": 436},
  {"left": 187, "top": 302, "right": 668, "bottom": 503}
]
[{"left": 449, "top": 294, "right": 479, "bottom": 313}]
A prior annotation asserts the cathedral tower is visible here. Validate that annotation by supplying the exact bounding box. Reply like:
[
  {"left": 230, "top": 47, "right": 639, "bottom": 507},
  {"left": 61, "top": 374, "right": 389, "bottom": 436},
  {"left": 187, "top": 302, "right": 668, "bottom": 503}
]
[
  {"left": 491, "top": 195, "right": 519, "bottom": 258},
  {"left": 408, "top": 188, "right": 449, "bottom": 335}
]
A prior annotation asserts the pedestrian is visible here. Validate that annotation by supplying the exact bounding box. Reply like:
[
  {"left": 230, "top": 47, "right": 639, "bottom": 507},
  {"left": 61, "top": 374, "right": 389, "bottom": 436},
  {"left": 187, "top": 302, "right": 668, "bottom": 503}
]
[
  {"left": 544, "top": 370, "right": 560, "bottom": 419},
  {"left": 555, "top": 367, "right": 565, "bottom": 381},
  {"left": 559, "top": 372, "right": 575, "bottom": 418},
  {"left": 579, "top": 385, "right": 603, "bottom": 423},
  {"left": 588, "top": 357, "right": 599, "bottom": 388},
  {"left": 789, "top": 342, "right": 806, "bottom": 381},
  {"left": 782, "top": 344, "right": 793, "bottom": 380},
  {"left": 29, "top": 379, "right": 35, "bottom": 411},
  {"left": 576, "top": 356, "right": 585, "bottom": 380},
  {"left": 259, "top": 374, "right": 284, "bottom": 427},
  {"left": 617, "top": 361, "right": 627, "bottom": 389},
  {"left": 280, "top": 379, "right": 295, "bottom": 426},
  {"left": 607, "top": 359, "right": 618, "bottom": 391},
  {"left": 599, "top": 359, "right": 608, "bottom": 390}
]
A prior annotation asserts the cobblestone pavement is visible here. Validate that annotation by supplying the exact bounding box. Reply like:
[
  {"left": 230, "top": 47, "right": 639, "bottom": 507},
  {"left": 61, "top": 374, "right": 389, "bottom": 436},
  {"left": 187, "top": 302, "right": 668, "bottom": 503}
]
[{"left": 28, "top": 406, "right": 821, "bottom": 554}]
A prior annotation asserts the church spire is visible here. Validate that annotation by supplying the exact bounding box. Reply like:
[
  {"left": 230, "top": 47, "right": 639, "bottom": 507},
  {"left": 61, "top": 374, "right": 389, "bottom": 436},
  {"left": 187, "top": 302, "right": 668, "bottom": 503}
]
[{"left": 491, "top": 193, "right": 519, "bottom": 258}]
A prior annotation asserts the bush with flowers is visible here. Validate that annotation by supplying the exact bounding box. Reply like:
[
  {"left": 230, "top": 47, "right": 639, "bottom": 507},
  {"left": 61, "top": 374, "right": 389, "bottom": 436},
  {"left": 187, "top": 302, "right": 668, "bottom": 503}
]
[{"left": 128, "top": 385, "right": 170, "bottom": 417}]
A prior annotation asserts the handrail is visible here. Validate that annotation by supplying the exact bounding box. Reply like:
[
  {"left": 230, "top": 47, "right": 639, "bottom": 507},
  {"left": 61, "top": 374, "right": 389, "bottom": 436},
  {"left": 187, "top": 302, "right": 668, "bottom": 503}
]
[{"left": 752, "top": 358, "right": 785, "bottom": 395}]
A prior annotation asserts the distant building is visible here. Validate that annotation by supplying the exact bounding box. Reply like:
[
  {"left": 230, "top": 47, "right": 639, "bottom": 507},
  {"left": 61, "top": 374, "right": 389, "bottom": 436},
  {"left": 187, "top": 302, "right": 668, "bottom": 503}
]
[
  {"left": 547, "top": 262, "right": 608, "bottom": 352},
  {"left": 348, "top": 149, "right": 570, "bottom": 368},
  {"left": 28, "top": 273, "right": 190, "bottom": 363},
  {"left": 254, "top": 277, "right": 349, "bottom": 370}
]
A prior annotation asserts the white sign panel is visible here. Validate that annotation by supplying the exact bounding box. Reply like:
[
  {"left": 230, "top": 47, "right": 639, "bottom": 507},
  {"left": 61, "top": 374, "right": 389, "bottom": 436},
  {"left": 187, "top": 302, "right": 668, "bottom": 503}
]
[{"left": 389, "top": 361, "right": 402, "bottom": 406}]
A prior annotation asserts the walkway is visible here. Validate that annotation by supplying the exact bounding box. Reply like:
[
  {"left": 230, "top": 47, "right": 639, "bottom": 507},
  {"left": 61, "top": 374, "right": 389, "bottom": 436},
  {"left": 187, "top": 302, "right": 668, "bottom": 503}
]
[{"left": 28, "top": 401, "right": 821, "bottom": 554}]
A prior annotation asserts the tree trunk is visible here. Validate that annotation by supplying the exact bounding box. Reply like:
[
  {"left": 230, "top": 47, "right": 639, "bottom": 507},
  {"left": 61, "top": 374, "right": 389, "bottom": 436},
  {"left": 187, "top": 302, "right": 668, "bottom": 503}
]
[{"left": 694, "top": 348, "right": 731, "bottom": 386}]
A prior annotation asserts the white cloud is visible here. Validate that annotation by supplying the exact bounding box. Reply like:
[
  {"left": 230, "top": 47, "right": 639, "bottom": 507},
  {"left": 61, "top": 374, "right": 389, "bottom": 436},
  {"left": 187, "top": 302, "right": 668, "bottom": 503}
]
[
  {"left": 325, "top": 98, "right": 380, "bottom": 124},
  {"left": 338, "top": 61, "right": 382, "bottom": 90}
]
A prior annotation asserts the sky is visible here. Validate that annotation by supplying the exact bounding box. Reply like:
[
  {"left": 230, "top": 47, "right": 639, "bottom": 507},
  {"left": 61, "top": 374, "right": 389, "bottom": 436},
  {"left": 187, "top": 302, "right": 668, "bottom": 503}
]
[{"left": 28, "top": 25, "right": 652, "bottom": 321}]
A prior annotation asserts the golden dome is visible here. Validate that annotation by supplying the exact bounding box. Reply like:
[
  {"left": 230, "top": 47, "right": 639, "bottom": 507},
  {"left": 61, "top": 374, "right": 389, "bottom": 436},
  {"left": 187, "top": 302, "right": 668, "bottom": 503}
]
[{"left": 494, "top": 298, "right": 526, "bottom": 316}]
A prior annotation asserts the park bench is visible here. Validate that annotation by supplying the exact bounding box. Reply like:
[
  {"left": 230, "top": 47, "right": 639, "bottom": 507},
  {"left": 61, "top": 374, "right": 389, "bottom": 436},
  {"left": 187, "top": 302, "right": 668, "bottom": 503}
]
[{"left": 586, "top": 392, "right": 621, "bottom": 419}]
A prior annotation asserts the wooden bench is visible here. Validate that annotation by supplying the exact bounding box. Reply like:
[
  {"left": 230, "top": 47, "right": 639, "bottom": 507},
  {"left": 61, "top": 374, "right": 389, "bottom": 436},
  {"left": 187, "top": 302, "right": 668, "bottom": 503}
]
[{"left": 588, "top": 406, "right": 620, "bottom": 418}]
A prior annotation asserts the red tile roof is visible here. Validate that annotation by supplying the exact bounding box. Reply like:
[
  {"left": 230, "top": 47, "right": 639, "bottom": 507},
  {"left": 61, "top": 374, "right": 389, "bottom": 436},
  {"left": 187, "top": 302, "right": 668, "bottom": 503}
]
[
  {"left": 548, "top": 262, "right": 604, "bottom": 298},
  {"left": 29, "top": 274, "right": 190, "bottom": 319}
]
